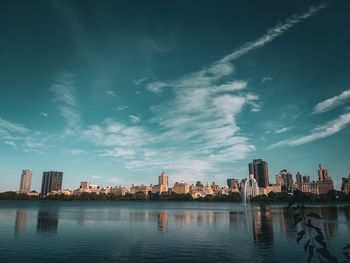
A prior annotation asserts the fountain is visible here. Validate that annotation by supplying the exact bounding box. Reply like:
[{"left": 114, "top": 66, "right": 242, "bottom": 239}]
[{"left": 242, "top": 178, "right": 250, "bottom": 206}]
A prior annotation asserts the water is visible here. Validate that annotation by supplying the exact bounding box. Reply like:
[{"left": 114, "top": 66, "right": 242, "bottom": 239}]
[{"left": 0, "top": 202, "right": 349, "bottom": 263}]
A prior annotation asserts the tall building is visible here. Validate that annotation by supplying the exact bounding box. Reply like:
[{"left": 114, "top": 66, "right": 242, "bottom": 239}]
[
  {"left": 249, "top": 159, "right": 269, "bottom": 188},
  {"left": 19, "top": 169, "right": 32, "bottom": 193},
  {"left": 296, "top": 171, "right": 302, "bottom": 187},
  {"left": 316, "top": 164, "right": 334, "bottom": 195},
  {"left": 318, "top": 164, "right": 331, "bottom": 182},
  {"left": 227, "top": 178, "right": 239, "bottom": 188},
  {"left": 158, "top": 171, "right": 168, "bottom": 187},
  {"left": 302, "top": 175, "right": 310, "bottom": 183},
  {"left": 341, "top": 174, "right": 350, "bottom": 195},
  {"left": 278, "top": 170, "right": 293, "bottom": 192},
  {"left": 41, "top": 171, "right": 63, "bottom": 196},
  {"left": 246, "top": 174, "right": 259, "bottom": 198}
]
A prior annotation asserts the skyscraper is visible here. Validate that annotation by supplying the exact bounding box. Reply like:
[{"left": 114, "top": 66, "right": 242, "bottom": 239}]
[
  {"left": 318, "top": 164, "right": 331, "bottom": 182},
  {"left": 158, "top": 171, "right": 168, "bottom": 187},
  {"left": 227, "top": 178, "right": 239, "bottom": 188},
  {"left": 296, "top": 171, "right": 302, "bottom": 187},
  {"left": 41, "top": 171, "right": 63, "bottom": 196},
  {"left": 19, "top": 169, "right": 32, "bottom": 193},
  {"left": 278, "top": 170, "right": 293, "bottom": 192},
  {"left": 249, "top": 159, "right": 269, "bottom": 188}
]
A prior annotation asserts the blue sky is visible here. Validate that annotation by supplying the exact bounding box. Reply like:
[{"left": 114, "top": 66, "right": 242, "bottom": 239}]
[{"left": 1, "top": 0, "right": 350, "bottom": 191}]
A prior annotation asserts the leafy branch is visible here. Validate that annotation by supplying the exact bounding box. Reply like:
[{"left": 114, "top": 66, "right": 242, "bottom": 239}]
[{"left": 289, "top": 195, "right": 350, "bottom": 263}]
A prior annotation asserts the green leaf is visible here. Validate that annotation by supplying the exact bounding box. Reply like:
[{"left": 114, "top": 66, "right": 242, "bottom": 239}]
[
  {"left": 343, "top": 252, "right": 350, "bottom": 260},
  {"left": 308, "top": 245, "right": 314, "bottom": 263},
  {"left": 297, "top": 230, "right": 305, "bottom": 243},
  {"left": 304, "top": 239, "right": 310, "bottom": 252},
  {"left": 315, "top": 234, "right": 327, "bottom": 249},
  {"left": 307, "top": 212, "right": 322, "bottom": 219},
  {"left": 294, "top": 214, "right": 302, "bottom": 226},
  {"left": 317, "top": 248, "right": 338, "bottom": 263}
]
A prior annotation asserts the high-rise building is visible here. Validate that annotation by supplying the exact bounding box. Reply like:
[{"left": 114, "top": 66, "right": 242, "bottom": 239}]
[
  {"left": 158, "top": 171, "right": 168, "bottom": 187},
  {"left": 249, "top": 159, "right": 269, "bottom": 188},
  {"left": 80, "top": 181, "right": 90, "bottom": 190},
  {"left": 296, "top": 172, "right": 302, "bottom": 187},
  {"left": 19, "top": 169, "right": 32, "bottom": 193},
  {"left": 277, "top": 170, "right": 293, "bottom": 192},
  {"left": 40, "top": 171, "right": 63, "bottom": 196},
  {"left": 318, "top": 164, "right": 331, "bottom": 182},
  {"left": 227, "top": 178, "right": 239, "bottom": 188},
  {"left": 341, "top": 174, "right": 350, "bottom": 195},
  {"left": 316, "top": 164, "right": 334, "bottom": 195},
  {"left": 302, "top": 175, "right": 310, "bottom": 183}
]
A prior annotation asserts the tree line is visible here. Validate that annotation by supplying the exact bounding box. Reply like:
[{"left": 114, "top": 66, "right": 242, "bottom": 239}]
[{"left": 0, "top": 190, "right": 349, "bottom": 202}]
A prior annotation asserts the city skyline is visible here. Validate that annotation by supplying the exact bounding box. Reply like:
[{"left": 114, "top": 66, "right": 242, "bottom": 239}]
[{"left": 1, "top": 1, "right": 350, "bottom": 191}]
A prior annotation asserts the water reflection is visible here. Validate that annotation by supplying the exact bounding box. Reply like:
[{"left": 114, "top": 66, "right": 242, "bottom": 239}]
[
  {"left": 12, "top": 203, "right": 344, "bottom": 242},
  {"left": 15, "top": 210, "right": 27, "bottom": 234},
  {"left": 158, "top": 212, "right": 168, "bottom": 232},
  {"left": 37, "top": 208, "right": 59, "bottom": 234},
  {"left": 252, "top": 207, "right": 274, "bottom": 246}
]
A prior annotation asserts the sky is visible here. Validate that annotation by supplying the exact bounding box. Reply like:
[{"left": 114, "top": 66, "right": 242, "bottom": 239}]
[{"left": 1, "top": 0, "right": 350, "bottom": 192}]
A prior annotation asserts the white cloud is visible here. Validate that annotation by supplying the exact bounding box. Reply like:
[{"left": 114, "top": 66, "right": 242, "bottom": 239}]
[
  {"left": 261, "top": 77, "right": 274, "bottom": 83},
  {"left": 0, "top": 118, "right": 29, "bottom": 134},
  {"left": 4, "top": 141, "right": 16, "bottom": 146},
  {"left": 129, "top": 115, "right": 141, "bottom": 124},
  {"left": 146, "top": 4, "right": 326, "bottom": 95},
  {"left": 269, "top": 113, "right": 350, "bottom": 148},
  {"left": 146, "top": 81, "right": 168, "bottom": 93},
  {"left": 105, "top": 90, "right": 118, "bottom": 97},
  {"left": 100, "top": 148, "right": 135, "bottom": 158},
  {"left": 220, "top": 4, "right": 326, "bottom": 63},
  {"left": 275, "top": 127, "right": 293, "bottom": 134},
  {"left": 50, "top": 72, "right": 81, "bottom": 131},
  {"left": 312, "top": 89, "right": 350, "bottom": 114},
  {"left": 39, "top": 112, "right": 48, "bottom": 117},
  {"left": 117, "top": 105, "right": 129, "bottom": 111}
]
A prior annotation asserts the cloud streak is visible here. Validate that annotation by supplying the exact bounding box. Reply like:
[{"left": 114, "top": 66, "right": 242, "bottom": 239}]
[
  {"left": 269, "top": 113, "right": 350, "bottom": 148},
  {"left": 50, "top": 72, "right": 81, "bottom": 131},
  {"left": 312, "top": 89, "right": 350, "bottom": 114}
]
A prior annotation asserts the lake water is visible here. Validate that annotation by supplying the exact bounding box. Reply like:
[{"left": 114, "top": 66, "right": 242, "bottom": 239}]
[{"left": 0, "top": 202, "right": 349, "bottom": 263}]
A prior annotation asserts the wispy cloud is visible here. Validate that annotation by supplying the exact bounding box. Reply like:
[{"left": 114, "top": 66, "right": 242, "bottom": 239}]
[
  {"left": 0, "top": 118, "right": 29, "bottom": 134},
  {"left": 261, "top": 77, "right": 274, "bottom": 84},
  {"left": 220, "top": 4, "right": 326, "bottom": 63},
  {"left": 312, "top": 88, "right": 350, "bottom": 114},
  {"left": 50, "top": 72, "right": 81, "bottom": 131},
  {"left": 129, "top": 115, "right": 141, "bottom": 124},
  {"left": 117, "top": 105, "right": 128, "bottom": 111},
  {"left": 274, "top": 127, "right": 293, "bottom": 134},
  {"left": 4, "top": 141, "right": 16, "bottom": 146},
  {"left": 105, "top": 90, "right": 118, "bottom": 98},
  {"left": 269, "top": 113, "right": 350, "bottom": 148},
  {"left": 147, "top": 3, "right": 326, "bottom": 95},
  {"left": 39, "top": 112, "right": 48, "bottom": 117}
]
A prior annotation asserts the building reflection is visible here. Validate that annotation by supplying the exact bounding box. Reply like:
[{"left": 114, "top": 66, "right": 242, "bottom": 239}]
[
  {"left": 158, "top": 212, "right": 168, "bottom": 232},
  {"left": 344, "top": 206, "right": 350, "bottom": 231},
  {"left": 278, "top": 207, "right": 296, "bottom": 236},
  {"left": 320, "top": 207, "right": 337, "bottom": 240},
  {"left": 14, "top": 210, "right": 27, "bottom": 234},
  {"left": 37, "top": 209, "right": 59, "bottom": 234},
  {"left": 252, "top": 207, "right": 274, "bottom": 246}
]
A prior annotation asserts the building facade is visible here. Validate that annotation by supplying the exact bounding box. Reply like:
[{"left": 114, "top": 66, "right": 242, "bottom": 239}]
[
  {"left": 227, "top": 178, "right": 239, "bottom": 188},
  {"left": 158, "top": 171, "right": 168, "bottom": 187},
  {"left": 172, "top": 182, "right": 189, "bottom": 194},
  {"left": 296, "top": 171, "right": 302, "bottom": 187},
  {"left": 249, "top": 159, "right": 269, "bottom": 188},
  {"left": 19, "top": 169, "right": 32, "bottom": 193},
  {"left": 278, "top": 170, "right": 293, "bottom": 192},
  {"left": 40, "top": 171, "right": 63, "bottom": 196},
  {"left": 341, "top": 174, "right": 350, "bottom": 195}
]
